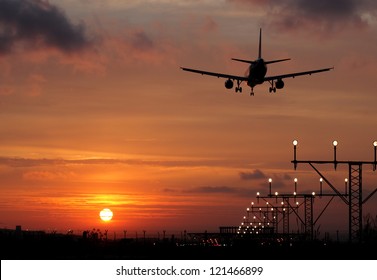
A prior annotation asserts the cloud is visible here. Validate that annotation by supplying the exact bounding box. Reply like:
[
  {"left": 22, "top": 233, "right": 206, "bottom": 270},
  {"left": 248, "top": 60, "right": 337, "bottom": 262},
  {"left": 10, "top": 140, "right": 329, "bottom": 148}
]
[
  {"left": 0, "top": 0, "right": 91, "bottom": 55},
  {"left": 22, "top": 170, "right": 75, "bottom": 181},
  {"left": 239, "top": 169, "right": 267, "bottom": 180},
  {"left": 0, "top": 156, "right": 246, "bottom": 169},
  {"left": 187, "top": 186, "right": 237, "bottom": 194},
  {"left": 131, "top": 30, "right": 154, "bottom": 51},
  {"left": 237, "top": 169, "right": 293, "bottom": 189},
  {"left": 229, "top": 0, "right": 377, "bottom": 33},
  {"left": 185, "top": 186, "right": 255, "bottom": 197}
]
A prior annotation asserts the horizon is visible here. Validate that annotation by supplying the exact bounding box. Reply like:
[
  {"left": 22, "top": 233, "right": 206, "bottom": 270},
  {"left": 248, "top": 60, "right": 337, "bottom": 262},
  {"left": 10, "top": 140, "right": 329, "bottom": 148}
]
[{"left": 1, "top": 0, "right": 377, "bottom": 239}]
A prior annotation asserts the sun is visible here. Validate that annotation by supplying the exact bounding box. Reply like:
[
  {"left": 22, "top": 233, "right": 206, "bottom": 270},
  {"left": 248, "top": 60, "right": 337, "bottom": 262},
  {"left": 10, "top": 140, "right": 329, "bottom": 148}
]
[{"left": 99, "top": 208, "right": 113, "bottom": 222}]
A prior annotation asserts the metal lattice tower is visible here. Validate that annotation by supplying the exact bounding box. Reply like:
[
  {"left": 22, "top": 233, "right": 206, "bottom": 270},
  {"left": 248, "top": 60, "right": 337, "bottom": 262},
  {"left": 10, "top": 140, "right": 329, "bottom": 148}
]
[
  {"left": 349, "top": 163, "right": 362, "bottom": 243},
  {"left": 304, "top": 195, "right": 314, "bottom": 240},
  {"left": 292, "top": 140, "right": 377, "bottom": 243},
  {"left": 282, "top": 198, "right": 289, "bottom": 234},
  {"left": 254, "top": 193, "right": 318, "bottom": 241}
]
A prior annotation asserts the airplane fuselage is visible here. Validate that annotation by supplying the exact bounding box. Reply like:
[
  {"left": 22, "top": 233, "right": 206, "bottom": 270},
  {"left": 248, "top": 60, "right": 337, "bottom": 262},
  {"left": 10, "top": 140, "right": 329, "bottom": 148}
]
[{"left": 247, "top": 58, "right": 267, "bottom": 88}]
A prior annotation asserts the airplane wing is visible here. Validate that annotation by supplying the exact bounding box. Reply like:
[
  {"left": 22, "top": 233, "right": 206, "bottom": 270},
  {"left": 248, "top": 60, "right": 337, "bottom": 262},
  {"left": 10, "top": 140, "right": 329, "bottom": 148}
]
[
  {"left": 264, "top": 67, "right": 334, "bottom": 81},
  {"left": 180, "top": 67, "right": 248, "bottom": 82}
]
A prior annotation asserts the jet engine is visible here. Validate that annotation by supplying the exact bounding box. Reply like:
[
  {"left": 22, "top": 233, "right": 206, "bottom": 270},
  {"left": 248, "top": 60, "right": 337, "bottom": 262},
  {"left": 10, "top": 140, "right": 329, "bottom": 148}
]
[
  {"left": 275, "top": 79, "right": 284, "bottom": 89},
  {"left": 225, "top": 79, "right": 234, "bottom": 89}
]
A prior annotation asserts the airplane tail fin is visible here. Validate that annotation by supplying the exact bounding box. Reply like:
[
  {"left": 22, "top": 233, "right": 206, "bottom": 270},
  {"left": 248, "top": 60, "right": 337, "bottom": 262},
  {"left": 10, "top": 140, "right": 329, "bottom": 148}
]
[
  {"left": 231, "top": 28, "right": 290, "bottom": 65},
  {"left": 258, "top": 28, "right": 291, "bottom": 64},
  {"left": 231, "top": 28, "right": 262, "bottom": 64},
  {"left": 258, "top": 28, "right": 262, "bottom": 59}
]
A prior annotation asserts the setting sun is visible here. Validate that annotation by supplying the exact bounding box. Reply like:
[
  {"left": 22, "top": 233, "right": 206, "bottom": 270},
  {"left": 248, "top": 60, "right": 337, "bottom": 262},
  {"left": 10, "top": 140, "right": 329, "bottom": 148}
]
[{"left": 99, "top": 208, "right": 113, "bottom": 222}]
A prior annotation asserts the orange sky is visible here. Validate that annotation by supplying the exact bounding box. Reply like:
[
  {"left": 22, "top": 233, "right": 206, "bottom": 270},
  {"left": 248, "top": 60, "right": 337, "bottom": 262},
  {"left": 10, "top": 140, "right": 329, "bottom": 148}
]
[{"left": 0, "top": 0, "right": 377, "bottom": 238}]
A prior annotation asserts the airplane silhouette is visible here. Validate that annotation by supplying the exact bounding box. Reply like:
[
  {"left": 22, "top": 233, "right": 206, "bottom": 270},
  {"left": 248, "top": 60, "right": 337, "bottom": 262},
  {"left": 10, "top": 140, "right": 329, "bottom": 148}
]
[{"left": 181, "top": 28, "right": 334, "bottom": 96}]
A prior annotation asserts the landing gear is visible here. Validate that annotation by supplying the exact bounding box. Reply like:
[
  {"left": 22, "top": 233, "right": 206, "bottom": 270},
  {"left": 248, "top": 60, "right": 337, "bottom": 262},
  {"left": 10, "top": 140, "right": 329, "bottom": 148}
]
[
  {"left": 235, "top": 79, "right": 242, "bottom": 93},
  {"left": 268, "top": 80, "right": 276, "bottom": 93},
  {"left": 250, "top": 88, "right": 254, "bottom": 96}
]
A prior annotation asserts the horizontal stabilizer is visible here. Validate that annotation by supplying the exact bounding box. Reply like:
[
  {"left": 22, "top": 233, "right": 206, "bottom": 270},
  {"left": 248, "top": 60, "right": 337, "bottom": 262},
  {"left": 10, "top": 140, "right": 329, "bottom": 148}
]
[
  {"left": 265, "top": 58, "right": 291, "bottom": 64},
  {"left": 231, "top": 58, "right": 291, "bottom": 65},
  {"left": 231, "top": 58, "right": 256, "bottom": 64}
]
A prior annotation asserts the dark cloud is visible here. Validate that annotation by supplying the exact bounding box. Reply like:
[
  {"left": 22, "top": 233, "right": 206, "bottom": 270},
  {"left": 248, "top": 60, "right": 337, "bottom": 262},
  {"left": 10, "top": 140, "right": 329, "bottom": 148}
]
[
  {"left": 239, "top": 169, "right": 267, "bottom": 180},
  {"left": 0, "top": 0, "right": 90, "bottom": 55},
  {"left": 296, "top": 0, "right": 356, "bottom": 18},
  {"left": 187, "top": 186, "right": 237, "bottom": 194},
  {"left": 185, "top": 186, "right": 256, "bottom": 197},
  {"left": 229, "top": 0, "right": 377, "bottom": 33},
  {"left": 282, "top": 0, "right": 372, "bottom": 31},
  {"left": 131, "top": 30, "right": 154, "bottom": 51}
]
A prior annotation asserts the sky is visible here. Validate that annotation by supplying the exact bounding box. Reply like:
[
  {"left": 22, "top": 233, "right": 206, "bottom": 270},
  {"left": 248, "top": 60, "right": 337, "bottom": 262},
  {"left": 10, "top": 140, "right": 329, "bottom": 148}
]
[{"left": 1, "top": 0, "right": 377, "bottom": 238}]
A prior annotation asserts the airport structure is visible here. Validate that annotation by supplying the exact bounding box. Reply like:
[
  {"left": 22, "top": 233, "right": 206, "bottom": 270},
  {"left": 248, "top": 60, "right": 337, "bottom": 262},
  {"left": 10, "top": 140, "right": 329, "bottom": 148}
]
[
  {"left": 1, "top": 141, "right": 376, "bottom": 259},
  {"left": 236, "top": 140, "right": 377, "bottom": 244}
]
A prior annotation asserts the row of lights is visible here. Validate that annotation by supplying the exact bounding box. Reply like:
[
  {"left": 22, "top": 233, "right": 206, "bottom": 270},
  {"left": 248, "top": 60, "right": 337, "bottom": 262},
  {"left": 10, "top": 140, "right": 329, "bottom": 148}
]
[
  {"left": 238, "top": 211, "right": 275, "bottom": 235},
  {"left": 248, "top": 201, "right": 299, "bottom": 213},
  {"left": 293, "top": 140, "right": 377, "bottom": 148},
  {"left": 293, "top": 140, "right": 377, "bottom": 170},
  {"left": 267, "top": 177, "right": 349, "bottom": 197}
]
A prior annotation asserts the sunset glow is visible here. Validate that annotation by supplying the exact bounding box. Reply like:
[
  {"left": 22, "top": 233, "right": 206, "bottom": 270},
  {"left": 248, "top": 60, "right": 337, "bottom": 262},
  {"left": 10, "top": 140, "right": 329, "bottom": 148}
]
[{"left": 0, "top": 0, "right": 376, "bottom": 239}]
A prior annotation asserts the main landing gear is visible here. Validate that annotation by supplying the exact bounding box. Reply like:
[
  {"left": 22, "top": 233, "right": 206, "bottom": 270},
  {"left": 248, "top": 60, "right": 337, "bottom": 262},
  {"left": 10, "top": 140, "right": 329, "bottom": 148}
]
[
  {"left": 268, "top": 80, "right": 276, "bottom": 93},
  {"left": 268, "top": 79, "right": 284, "bottom": 93},
  {"left": 235, "top": 79, "right": 242, "bottom": 93}
]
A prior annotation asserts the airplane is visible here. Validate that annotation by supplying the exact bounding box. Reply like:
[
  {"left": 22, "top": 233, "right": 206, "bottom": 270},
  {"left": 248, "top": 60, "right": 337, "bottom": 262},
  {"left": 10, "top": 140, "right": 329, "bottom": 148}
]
[{"left": 180, "top": 28, "right": 334, "bottom": 96}]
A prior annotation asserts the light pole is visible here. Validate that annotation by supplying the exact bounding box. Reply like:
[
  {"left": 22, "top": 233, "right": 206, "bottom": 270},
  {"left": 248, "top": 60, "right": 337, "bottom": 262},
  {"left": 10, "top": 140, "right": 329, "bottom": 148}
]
[
  {"left": 319, "top": 178, "right": 323, "bottom": 196},
  {"left": 333, "top": 140, "right": 338, "bottom": 170},
  {"left": 293, "top": 178, "right": 298, "bottom": 202},
  {"left": 293, "top": 140, "right": 298, "bottom": 170}
]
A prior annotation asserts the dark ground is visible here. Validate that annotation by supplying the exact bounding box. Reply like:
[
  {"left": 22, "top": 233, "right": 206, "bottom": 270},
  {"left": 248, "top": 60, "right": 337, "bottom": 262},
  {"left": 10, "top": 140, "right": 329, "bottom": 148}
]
[{"left": 1, "top": 232, "right": 376, "bottom": 260}]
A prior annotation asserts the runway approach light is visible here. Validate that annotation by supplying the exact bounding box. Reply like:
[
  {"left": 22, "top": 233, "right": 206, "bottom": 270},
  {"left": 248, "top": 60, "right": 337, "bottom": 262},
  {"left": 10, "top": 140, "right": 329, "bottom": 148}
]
[
  {"left": 333, "top": 140, "right": 338, "bottom": 170},
  {"left": 293, "top": 140, "right": 298, "bottom": 169}
]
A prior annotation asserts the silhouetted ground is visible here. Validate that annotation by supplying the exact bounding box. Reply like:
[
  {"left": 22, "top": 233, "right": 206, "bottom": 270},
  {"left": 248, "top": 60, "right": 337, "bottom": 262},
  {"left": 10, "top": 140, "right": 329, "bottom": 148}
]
[{"left": 1, "top": 232, "right": 377, "bottom": 260}]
